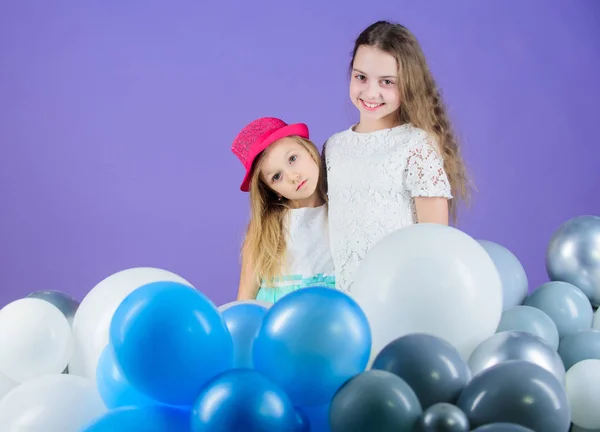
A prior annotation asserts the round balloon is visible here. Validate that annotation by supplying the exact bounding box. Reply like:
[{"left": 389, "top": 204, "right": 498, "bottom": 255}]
[
  {"left": 415, "top": 402, "right": 469, "bottom": 432},
  {"left": 221, "top": 303, "right": 268, "bottom": 368},
  {"left": 110, "top": 281, "right": 233, "bottom": 406},
  {"left": 27, "top": 290, "right": 80, "bottom": 325},
  {"left": 478, "top": 240, "right": 528, "bottom": 311},
  {"left": 0, "top": 374, "right": 106, "bottom": 431},
  {"left": 496, "top": 305, "right": 559, "bottom": 350},
  {"left": 252, "top": 287, "right": 371, "bottom": 406},
  {"left": 0, "top": 298, "right": 73, "bottom": 382},
  {"left": 468, "top": 331, "right": 565, "bottom": 383},
  {"left": 69, "top": 267, "right": 193, "bottom": 379},
  {"left": 352, "top": 224, "right": 502, "bottom": 361},
  {"left": 457, "top": 360, "right": 570, "bottom": 431},
  {"left": 371, "top": 333, "right": 470, "bottom": 409},
  {"left": 565, "top": 359, "right": 600, "bottom": 429},
  {"left": 191, "top": 369, "right": 300, "bottom": 432},
  {"left": 546, "top": 215, "right": 600, "bottom": 306},
  {"left": 329, "top": 370, "right": 422, "bottom": 432},
  {"left": 558, "top": 329, "right": 600, "bottom": 371},
  {"left": 523, "top": 281, "right": 593, "bottom": 338}
]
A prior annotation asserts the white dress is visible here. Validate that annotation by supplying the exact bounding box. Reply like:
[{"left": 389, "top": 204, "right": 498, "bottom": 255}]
[
  {"left": 256, "top": 204, "right": 336, "bottom": 303},
  {"left": 324, "top": 123, "right": 453, "bottom": 293}
]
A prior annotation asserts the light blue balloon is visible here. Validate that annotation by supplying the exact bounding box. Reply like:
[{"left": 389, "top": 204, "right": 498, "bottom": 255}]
[
  {"left": 496, "top": 306, "right": 559, "bottom": 350},
  {"left": 523, "top": 281, "right": 593, "bottom": 339},
  {"left": 221, "top": 303, "right": 267, "bottom": 368},
  {"left": 478, "top": 240, "right": 528, "bottom": 311},
  {"left": 558, "top": 329, "right": 600, "bottom": 370}
]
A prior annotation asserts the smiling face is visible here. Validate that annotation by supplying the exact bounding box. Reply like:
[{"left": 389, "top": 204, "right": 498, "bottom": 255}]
[
  {"left": 349, "top": 45, "right": 402, "bottom": 131},
  {"left": 258, "top": 137, "right": 321, "bottom": 208}
]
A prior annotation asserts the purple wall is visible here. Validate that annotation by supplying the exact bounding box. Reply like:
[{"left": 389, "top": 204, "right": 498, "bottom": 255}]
[{"left": 1, "top": 1, "right": 599, "bottom": 307}]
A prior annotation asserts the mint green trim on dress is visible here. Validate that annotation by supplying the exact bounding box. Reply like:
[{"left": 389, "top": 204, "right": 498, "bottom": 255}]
[{"left": 256, "top": 273, "right": 336, "bottom": 303}]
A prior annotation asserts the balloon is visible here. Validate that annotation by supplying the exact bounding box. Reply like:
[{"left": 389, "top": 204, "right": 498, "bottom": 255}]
[
  {"left": 546, "top": 215, "right": 600, "bottom": 306},
  {"left": 558, "top": 329, "right": 600, "bottom": 370},
  {"left": 468, "top": 331, "right": 565, "bottom": 383},
  {"left": 69, "top": 267, "right": 193, "bottom": 379},
  {"left": 252, "top": 287, "right": 370, "bottom": 406},
  {"left": 82, "top": 405, "right": 191, "bottom": 432},
  {"left": 478, "top": 240, "right": 528, "bottom": 311},
  {"left": 457, "top": 360, "right": 570, "bottom": 431},
  {"left": 0, "top": 298, "right": 73, "bottom": 382},
  {"left": 371, "top": 333, "right": 470, "bottom": 409},
  {"left": 219, "top": 299, "right": 273, "bottom": 311},
  {"left": 191, "top": 369, "right": 301, "bottom": 432},
  {"left": 471, "top": 424, "right": 535, "bottom": 432},
  {"left": 415, "top": 403, "right": 469, "bottom": 432},
  {"left": 96, "top": 345, "right": 158, "bottom": 409},
  {"left": 221, "top": 303, "right": 268, "bottom": 368},
  {"left": 496, "top": 305, "right": 559, "bottom": 350},
  {"left": 0, "top": 374, "right": 106, "bottom": 431},
  {"left": 295, "top": 403, "right": 330, "bottom": 432},
  {"left": 329, "top": 370, "right": 422, "bottom": 432},
  {"left": 352, "top": 224, "right": 502, "bottom": 361},
  {"left": 27, "top": 290, "right": 80, "bottom": 325},
  {"left": 524, "top": 281, "right": 593, "bottom": 338},
  {"left": 565, "top": 359, "right": 600, "bottom": 429},
  {"left": 110, "top": 281, "right": 233, "bottom": 406}
]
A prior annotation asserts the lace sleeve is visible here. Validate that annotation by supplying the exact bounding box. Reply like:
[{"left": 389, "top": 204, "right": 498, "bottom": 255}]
[{"left": 404, "top": 136, "right": 453, "bottom": 198}]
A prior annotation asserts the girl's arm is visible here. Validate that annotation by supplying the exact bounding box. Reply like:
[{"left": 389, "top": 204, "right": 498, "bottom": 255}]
[
  {"left": 415, "top": 197, "right": 449, "bottom": 225},
  {"left": 237, "top": 240, "right": 259, "bottom": 300}
]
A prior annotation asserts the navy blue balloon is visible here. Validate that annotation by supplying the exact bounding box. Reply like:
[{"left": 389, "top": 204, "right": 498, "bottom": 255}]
[
  {"left": 252, "top": 287, "right": 371, "bottom": 406},
  {"left": 110, "top": 281, "right": 234, "bottom": 406},
  {"left": 191, "top": 369, "right": 301, "bottom": 432},
  {"left": 82, "top": 405, "right": 191, "bottom": 432},
  {"left": 221, "top": 303, "right": 267, "bottom": 368}
]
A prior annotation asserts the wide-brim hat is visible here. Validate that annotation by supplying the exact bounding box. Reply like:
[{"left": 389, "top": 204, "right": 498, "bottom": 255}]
[{"left": 231, "top": 117, "right": 309, "bottom": 192}]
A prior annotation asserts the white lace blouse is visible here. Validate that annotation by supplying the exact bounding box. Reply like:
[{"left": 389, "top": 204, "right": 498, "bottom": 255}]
[{"left": 323, "top": 123, "right": 453, "bottom": 293}]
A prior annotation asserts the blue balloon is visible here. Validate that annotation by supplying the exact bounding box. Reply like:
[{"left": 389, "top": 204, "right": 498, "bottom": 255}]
[
  {"left": 558, "top": 329, "right": 600, "bottom": 370},
  {"left": 524, "top": 281, "right": 593, "bottom": 338},
  {"left": 110, "top": 281, "right": 234, "bottom": 406},
  {"left": 252, "top": 287, "right": 371, "bottom": 406},
  {"left": 82, "top": 405, "right": 191, "bottom": 432},
  {"left": 296, "top": 403, "right": 331, "bottom": 432},
  {"left": 478, "top": 240, "right": 529, "bottom": 310},
  {"left": 496, "top": 305, "right": 559, "bottom": 350},
  {"left": 221, "top": 303, "right": 267, "bottom": 368},
  {"left": 96, "top": 345, "right": 158, "bottom": 409},
  {"left": 191, "top": 369, "right": 301, "bottom": 432}
]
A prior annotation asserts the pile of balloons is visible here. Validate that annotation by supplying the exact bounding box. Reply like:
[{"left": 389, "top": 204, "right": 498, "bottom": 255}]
[{"left": 0, "top": 215, "right": 597, "bottom": 431}]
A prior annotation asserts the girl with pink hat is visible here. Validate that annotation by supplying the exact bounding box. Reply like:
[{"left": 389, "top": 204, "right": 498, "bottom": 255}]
[{"left": 231, "top": 117, "right": 335, "bottom": 303}]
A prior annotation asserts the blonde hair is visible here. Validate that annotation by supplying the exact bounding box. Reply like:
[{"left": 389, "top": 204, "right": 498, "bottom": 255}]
[
  {"left": 242, "top": 136, "right": 327, "bottom": 286},
  {"left": 352, "top": 21, "right": 471, "bottom": 222}
]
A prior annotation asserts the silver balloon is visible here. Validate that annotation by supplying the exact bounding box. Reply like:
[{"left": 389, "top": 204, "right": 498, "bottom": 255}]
[
  {"left": 468, "top": 331, "right": 565, "bottom": 384},
  {"left": 546, "top": 215, "right": 600, "bottom": 306},
  {"left": 26, "top": 290, "right": 80, "bottom": 326}
]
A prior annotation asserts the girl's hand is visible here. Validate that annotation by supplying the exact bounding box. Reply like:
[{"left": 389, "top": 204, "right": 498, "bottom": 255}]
[{"left": 415, "top": 196, "right": 449, "bottom": 225}]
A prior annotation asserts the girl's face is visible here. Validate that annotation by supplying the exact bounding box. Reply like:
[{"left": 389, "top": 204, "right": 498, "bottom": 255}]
[
  {"left": 259, "top": 137, "right": 321, "bottom": 208},
  {"left": 350, "top": 45, "right": 401, "bottom": 127}
]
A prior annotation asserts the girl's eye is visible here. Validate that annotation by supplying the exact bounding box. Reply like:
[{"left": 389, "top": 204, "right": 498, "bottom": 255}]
[
  {"left": 289, "top": 155, "right": 297, "bottom": 163},
  {"left": 355, "top": 74, "right": 366, "bottom": 81},
  {"left": 272, "top": 173, "right": 281, "bottom": 182},
  {"left": 382, "top": 79, "right": 394, "bottom": 86}
]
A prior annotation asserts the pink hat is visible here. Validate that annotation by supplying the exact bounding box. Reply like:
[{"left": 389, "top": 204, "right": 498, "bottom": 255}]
[{"left": 231, "top": 117, "right": 309, "bottom": 192}]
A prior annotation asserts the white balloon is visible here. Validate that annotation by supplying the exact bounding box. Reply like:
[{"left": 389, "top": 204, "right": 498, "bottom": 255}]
[
  {"left": 68, "top": 267, "right": 193, "bottom": 379},
  {"left": 0, "top": 374, "right": 106, "bottom": 431},
  {"left": 0, "top": 298, "right": 73, "bottom": 382},
  {"left": 566, "top": 359, "right": 600, "bottom": 429},
  {"left": 218, "top": 299, "right": 273, "bottom": 312},
  {"left": 352, "top": 224, "right": 503, "bottom": 361},
  {"left": 0, "top": 372, "right": 16, "bottom": 403}
]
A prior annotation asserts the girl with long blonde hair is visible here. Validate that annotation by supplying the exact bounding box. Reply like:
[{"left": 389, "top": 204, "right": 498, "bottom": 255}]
[
  {"left": 231, "top": 117, "right": 334, "bottom": 302},
  {"left": 323, "top": 20, "right": 472, "bottom": 293}
]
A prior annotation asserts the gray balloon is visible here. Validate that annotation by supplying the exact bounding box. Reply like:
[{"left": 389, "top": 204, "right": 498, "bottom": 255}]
[
  {"left": 457, "top": 360, "right": 571, "bottom": 431},
  {"left": 26, "top": 290, "right": 80, "bottom": 325},
  {"left": 415, "top": 403, "right": 469, "bottom": 432},
  {"left": 524, "top": 281, "right": 593, "bottom": 338},
  {"left": 329, "top": 370, "right": 422, "bottom": 432},
  {"left": 371, "top": 333, "right": 471, "bottom": 409},
  {"left": 471, "top": 424, "right": 535, "bottom": 432},
  {"left": 558, "top": 329, "right": 600, "bottom": 370},
  {"left": 496, "top": 305, "right": 559, "bottom": 350},
  {"left": 546, "top": 215, "right": 600, "bottom": 306},
  {"left": 571, "top": 425, "right": 600, "bottom": 432},
  {"left": 468, "top": 331, "right": 565, "bottom": 383}
]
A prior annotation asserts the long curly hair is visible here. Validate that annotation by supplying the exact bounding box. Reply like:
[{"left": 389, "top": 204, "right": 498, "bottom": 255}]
[{"left": 351, "top": 21, "right": 472, "bottom": 222}]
